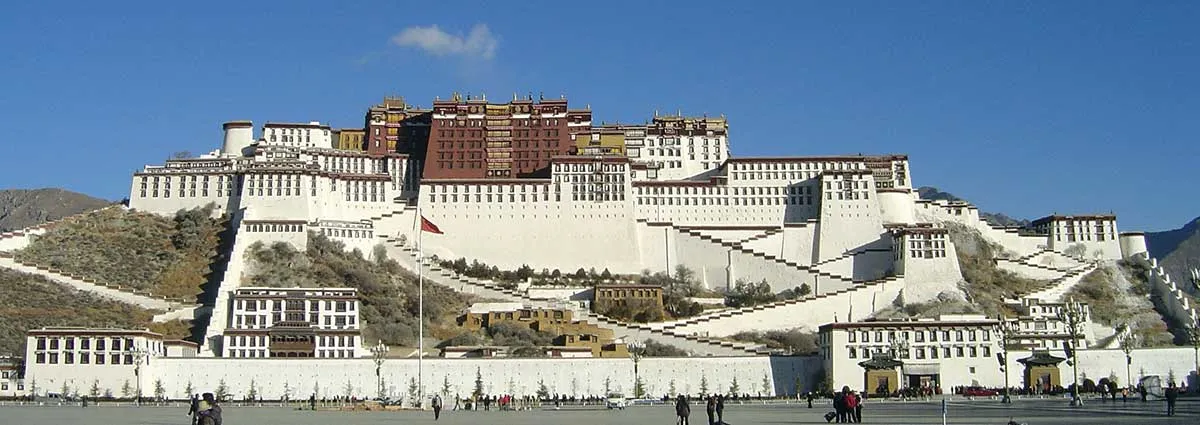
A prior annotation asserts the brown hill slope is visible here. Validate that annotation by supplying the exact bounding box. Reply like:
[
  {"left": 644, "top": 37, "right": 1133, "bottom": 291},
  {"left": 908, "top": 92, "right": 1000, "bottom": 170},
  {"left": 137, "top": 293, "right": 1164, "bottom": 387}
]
[{"left": 0, "top": 188, "right": 111, "bottom": 232}]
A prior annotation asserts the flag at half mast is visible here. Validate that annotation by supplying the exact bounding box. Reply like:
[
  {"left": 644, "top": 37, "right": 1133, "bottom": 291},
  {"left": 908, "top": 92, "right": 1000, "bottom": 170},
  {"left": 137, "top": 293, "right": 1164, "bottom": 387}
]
[{"left": 420, "top": 216, "right": 443, "bottom": 234}]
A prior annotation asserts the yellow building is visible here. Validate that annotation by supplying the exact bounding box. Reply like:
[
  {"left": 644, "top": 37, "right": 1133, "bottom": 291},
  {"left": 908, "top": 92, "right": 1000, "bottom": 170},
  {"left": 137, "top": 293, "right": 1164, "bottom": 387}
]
[
  {"left": 593, "top": 284, "right": 665, "bottom": 309},
  {"left": 457, "top": 303, "right": 629, "bottom": 357},
  {"left": 571, "top": 127, "right": 626, "bottom": 156},
  {"left": 333, "top": 128, "right": 366, "bottom": 151}
]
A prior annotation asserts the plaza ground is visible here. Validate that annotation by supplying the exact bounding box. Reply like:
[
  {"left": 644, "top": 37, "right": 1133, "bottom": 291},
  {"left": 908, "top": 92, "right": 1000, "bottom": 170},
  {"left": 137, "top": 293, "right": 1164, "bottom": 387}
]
[{"left": 2, "top": 398, "right": 1196, "bottom": 424}]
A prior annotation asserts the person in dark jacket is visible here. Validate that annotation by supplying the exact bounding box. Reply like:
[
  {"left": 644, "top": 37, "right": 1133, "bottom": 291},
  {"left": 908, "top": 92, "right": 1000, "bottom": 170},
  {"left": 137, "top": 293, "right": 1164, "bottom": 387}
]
[
  {"left": 853, "top": 392, "right": 863, "bottom": 423},
  {"left": 1165, "top": 383, "right": 1178, "bottom": 416},
  {"left": 675, "top": 394, "right": 691, "bottom": 425},
  {"left": 715, "top": 394, "right": 725, "bottom": 424},
  {"left": 705, "top": 396, "right": 716, "bottom": 425},
  {"left": 187, "top": 394, "right": 200, "bottom": 425},
  {"left": 197, "top": 393, "right": 222, "bottom": 425},
  {"left": 833, "top": 390, "right": 846, "bottom": 423},
  {"left": 806, "top": 391, "right": 814, "bottom": 408}
]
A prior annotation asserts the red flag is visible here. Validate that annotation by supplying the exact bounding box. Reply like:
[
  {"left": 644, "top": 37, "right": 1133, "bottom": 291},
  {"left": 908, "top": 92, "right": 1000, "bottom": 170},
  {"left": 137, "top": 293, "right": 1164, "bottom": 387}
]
[{"left": 420, "top": 216, "right": 444, "bottom": 234}]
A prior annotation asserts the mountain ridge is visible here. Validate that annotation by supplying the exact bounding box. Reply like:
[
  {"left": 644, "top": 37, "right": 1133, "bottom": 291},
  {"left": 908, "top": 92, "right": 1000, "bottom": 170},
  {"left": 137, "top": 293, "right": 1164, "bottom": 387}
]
[
  {"left": 0, "top": 188, "right": 112, "bottom": 232},
  {"left": 1145, "top": 216, "right": 1200, "bottom": 292}
]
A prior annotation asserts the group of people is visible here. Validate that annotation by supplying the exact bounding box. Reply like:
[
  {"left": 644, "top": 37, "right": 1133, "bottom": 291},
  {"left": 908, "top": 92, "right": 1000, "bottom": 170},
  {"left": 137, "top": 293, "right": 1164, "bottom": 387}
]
[
  {"left": 829, "top": 386, "right": 862, "bottom": 423},
  {"left": 672, "top": 394, "right": 732, "bottom": 425},
  {"left": 186, "top": 393, "right": 222, "bottom": 425}
]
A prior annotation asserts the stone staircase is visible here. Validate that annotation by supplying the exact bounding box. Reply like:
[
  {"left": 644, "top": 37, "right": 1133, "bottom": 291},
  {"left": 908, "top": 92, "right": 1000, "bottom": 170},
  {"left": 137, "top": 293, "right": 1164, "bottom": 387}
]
[
  {"left": 733, "top": 227, "right": 783, "bottom": 245},
  {"left": 1021, "top": 263, "right": 1097, "bottom": 302},
  {"left": 673, "top": 225, "right": 863, "bottom": 285},
  {"left": 0, "top": 256, "right": 176, "bottom": 310},
  {"left": 652, "top": 274, "right": 905, "bottom": 332}
]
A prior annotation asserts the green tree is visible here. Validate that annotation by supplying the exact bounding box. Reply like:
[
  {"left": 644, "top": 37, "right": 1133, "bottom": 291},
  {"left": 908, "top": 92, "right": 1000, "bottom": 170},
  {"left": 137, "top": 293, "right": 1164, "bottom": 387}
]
[
  {"left": 473, "top": 367, "right": 485, "bottom": 399},
  {"left": 154, "top": 379, "right": 166, "bottom": 401},
  {"left": 794, "top": 375, "right": 803, "bottom": 396},
  {"left": 61, "top": 381, "right": 71, "bottom": 398},
  {"left": 89, "top": 380, "right": 101, "bottom": 399},
  {"left": 103, "top": 388, "right": 113, "bottom": 399},
  {"left": 346, "top": 379, "right": 356, "bottom": 399},
  {"left": 408, "top": 377, "right": 419, "bottom": 406},
  {"left": 726, "top": 279, "right": 777, "bottom": 308},
  {"left": 184, "top": 381, "right": 195, "bottom": 398},
  {"left": 537, "top": 379, "right": 550, "bottom": 399},
  {"left": 215, "top": 379, "right": 229, "bottom": 401},
  {"left": 604, "top": 376, "right": 612, "bottom": 395},
  {"left": 634, "top": 376, "right": 647, "bottom": 398},
  {"left": 442, "top": 375, "right": 453, "bottom": 398},
  {"left": 669, "top": 379, "right": 677, "bottom": 397},
  {"left": 283, "top": 381, "right": 293, "bottom": 401},
  {"left": 761, "top": 374, "right": 771, "bottom": 397},
  {"left": 699, "top": 375, "right": 709, "bottom": 395},
  {"left": 120, "top": 380, "right": 132, "bottom": 399},
  {"left": 247, "top": 379, "right": 258, "bottom": 401},
  {"left": 729, "top": 376, "right": 740, "bottom": 396}
]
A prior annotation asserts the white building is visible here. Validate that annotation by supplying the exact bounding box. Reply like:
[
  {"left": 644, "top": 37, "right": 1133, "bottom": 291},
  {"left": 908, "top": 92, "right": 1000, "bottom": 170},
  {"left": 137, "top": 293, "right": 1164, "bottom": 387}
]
[
  {"left": 818, "top": 315, "right": 1003, "bottom": 394},
  {"left": 23, "top": 328, "right": 181, "bottom": 398},
  {"left": 1031, "top": 214, "right": 1121, "bottom": 260},
  {"left": 222, "top": 287, "right": 364, "bottom": 359},
  {"left": 0, "top": 356, "right": 24, "bottom": 397},
  {"left": 262, "top": 122, "right": 333, "bottom": 149},
  {"left": 1005, "top": 298, "right": 1094, "bottom": 350}
]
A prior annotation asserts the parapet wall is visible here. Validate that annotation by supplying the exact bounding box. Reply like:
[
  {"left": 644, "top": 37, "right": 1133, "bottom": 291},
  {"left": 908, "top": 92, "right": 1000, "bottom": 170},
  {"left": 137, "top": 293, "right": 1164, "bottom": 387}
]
[{"left": 25, "top": 355, "right": 820, "bottom": 401}]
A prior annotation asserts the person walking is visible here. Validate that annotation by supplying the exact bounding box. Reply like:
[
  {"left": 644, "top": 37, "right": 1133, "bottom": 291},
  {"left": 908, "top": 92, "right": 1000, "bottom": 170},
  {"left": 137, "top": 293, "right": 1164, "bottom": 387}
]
[
  {"left": 715, "top": 394, "right": 725, "bottom": 424},
  {"left": 675, "top": 394, "right": 691, "bottom": 425},
  {"left": 432, "top": 394, "right": 443, "bottom": 420},
  {"left": 1165, "top": 382, "right": 1178, "bottom": 416},
  {"left": 705, "top": 396, "right": 716, "bottom": 425},
  {"left": 187, "top": 394, "right": 201, "bottom": 425}
]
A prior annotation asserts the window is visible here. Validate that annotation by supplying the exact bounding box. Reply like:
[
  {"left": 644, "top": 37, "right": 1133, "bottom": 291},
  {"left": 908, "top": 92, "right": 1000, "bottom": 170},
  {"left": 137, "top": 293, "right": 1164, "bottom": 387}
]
[
  {"left": 943, "top": 347, "right": 951, "bottom": 358},
  {"left": 848, "top": 332, "right": 856, "bottom": 343},
  {"left": 848, "top": 347, "right": 857, "bottom": 359},
  {"left": 915, "top": 348, "right": 926, "bottom": 359},
  {"left": 955, "top": 330, "right": 964, "bottom": 342},
  {"left": 983, "top": 346, "right": 992, "bottom": 357},
  {"left": 969, "top": 346, "right": 977, "bottom": 357},
  {"left": 955, "top": 347, "right": 964, "bottom": 357}
]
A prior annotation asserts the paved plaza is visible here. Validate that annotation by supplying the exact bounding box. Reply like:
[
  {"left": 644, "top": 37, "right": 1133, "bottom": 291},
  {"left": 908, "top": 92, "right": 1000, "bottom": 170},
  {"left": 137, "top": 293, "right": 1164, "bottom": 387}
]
[{"left": 2, "top": 399, "right": 1196, "bottom": 424}]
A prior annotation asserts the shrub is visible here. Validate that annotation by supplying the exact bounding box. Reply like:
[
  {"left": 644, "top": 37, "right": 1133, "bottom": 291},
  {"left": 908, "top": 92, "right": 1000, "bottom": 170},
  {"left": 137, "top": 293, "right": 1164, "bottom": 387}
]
[{"left": 730, "top": 329, "right": 819, "bottom": 355}]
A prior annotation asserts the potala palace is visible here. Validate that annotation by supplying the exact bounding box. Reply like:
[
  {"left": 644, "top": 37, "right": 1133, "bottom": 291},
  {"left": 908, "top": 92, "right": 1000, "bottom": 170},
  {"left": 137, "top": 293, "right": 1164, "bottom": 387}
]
[{"left": 3, "top": 94, "right": 1198, "bottom": 402}]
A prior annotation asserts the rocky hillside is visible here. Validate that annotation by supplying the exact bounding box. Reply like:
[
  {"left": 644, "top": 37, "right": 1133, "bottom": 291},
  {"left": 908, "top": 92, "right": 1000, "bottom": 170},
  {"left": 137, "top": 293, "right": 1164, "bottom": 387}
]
[
  {"left": 916, "top": 186, "right": 1030, "bottom": 227},
  {"left": 0, "top": 268, "right": 192, "bottom": 356},
  {"left": 1146, "top": 216, "right": 1200, "bottom": 294},
  {"left": 0, "top": 188, "right": 111, "bottom": 232},
  {"left": 15, "top": 205, "right": 226, "bottom": 301}
]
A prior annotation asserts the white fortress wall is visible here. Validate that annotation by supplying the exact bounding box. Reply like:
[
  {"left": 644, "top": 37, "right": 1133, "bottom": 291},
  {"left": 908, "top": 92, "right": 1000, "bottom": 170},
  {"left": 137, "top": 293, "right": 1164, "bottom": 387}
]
[
  {"left": 739, "top": 229, "right": 786, "bottom": 257},
  {"left": 418, "top": 176, "right": 642, "bottom": 274},
  {"left": 897, "top": 239, "right": 964, "bottom": 303},
  {"left": 1146, "top": 257, "right": 1200, "bottom": 330},
  {"left": 199, "top": 217, "right": 255, "bottom": 357},
  {"left": 779, "top": 222, "right": 819, "bottom": 266},
  {"left": 815, "top": 171, "right": 887, "bottom": 263},
  {"left": 1119, "top": 233, "right": 1148, "bottom": 259},
  {"left": 664, "top": 225, "right": 731, "bottom": 289},
  {"left": 25, "top": 356, "right": 820, "bottom": 400}
]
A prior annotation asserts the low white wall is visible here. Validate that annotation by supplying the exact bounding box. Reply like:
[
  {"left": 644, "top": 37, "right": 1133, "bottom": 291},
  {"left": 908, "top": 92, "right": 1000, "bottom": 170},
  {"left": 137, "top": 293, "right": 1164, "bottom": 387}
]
[
  {"left": 25, "top": 356, "right": 822, "bottom": 400},
  {"left": 996, "top": 260, "right": 1065, "bottom": 280}
]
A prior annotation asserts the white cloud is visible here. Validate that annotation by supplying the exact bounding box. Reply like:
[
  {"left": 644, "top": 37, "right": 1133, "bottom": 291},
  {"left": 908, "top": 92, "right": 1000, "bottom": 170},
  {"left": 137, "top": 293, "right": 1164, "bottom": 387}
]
[{"left": 390, "top": 24, "right": 498, "bottom": 60}]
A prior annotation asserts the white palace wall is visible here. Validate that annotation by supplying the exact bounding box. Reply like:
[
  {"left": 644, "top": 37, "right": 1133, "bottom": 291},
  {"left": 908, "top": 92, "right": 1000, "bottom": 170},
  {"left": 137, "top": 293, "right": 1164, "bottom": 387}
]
[
  {"left": 25, "top": 356, "right": 821, "bottom": 400},
  {"left": 780, "top": 223, "right": 820, "bottom": 266}
]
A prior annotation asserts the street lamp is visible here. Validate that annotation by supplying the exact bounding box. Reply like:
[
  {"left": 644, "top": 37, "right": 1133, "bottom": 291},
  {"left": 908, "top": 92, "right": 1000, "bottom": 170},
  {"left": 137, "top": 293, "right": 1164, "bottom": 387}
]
[
  {"left": 627, "top": 338, "right": 645, "bottom": 398},
  {"left": 129, "top": 346, "right": 149, "bottom": 407},
  {"left": 993, "top": 315, "right": 1020, "bottom": 404},
  {"left": 1057, "top": 298, "right": 1086, "bottom": 407},
  {"left": 1118, "top": 327, "right": 1140, "bottom": 390},
  {"left": 370, "top": 340, "right": 388, "bottom": 401}
]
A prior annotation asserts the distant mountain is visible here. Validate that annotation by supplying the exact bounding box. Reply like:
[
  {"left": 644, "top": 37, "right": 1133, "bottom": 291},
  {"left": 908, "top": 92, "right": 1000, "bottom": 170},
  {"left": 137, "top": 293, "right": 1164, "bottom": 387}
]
[
  {"left": 0, "top": 189, "right": 112, "bottom": 232},
  {"left": 915, "top": 186, "right": 1030, "bottom": 228},
  {"left": 1146, "top": 217, "right": 1200, "bottom": 291}
]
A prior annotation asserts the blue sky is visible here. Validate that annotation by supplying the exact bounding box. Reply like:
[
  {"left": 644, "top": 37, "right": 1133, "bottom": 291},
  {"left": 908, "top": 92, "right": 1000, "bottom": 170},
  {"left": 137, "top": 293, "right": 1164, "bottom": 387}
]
[{"left": 1, "top": 1, "right": 1196, "bottom": 231}]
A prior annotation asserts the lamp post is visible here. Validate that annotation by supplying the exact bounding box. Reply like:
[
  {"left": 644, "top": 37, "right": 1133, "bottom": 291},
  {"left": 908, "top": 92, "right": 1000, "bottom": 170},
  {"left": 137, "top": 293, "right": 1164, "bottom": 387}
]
[
  {"left": 1118, "top": 327, "right": 1140, "bottom": 390},
  {"left": 370, "top": 340, "right": 388, "bottom": 401},
  {"left": 888, "top": 334, "right": 910, "bottom": 391},
  {"left": 993, "top": 315, "right": 1020, "bottom": 404},
  {"left": 129, "top": 346, "right": 148, "bottom": 407},
  {"left": 628, "top": 340, "right": 645, "bottom": 398},
  {"left": 1057, "top": 298, "right": 1086, "bottom": 407}
]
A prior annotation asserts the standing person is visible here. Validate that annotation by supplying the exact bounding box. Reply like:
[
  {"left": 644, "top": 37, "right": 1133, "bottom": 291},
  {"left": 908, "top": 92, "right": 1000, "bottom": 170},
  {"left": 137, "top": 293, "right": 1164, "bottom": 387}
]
[
  {"left": 187, "top": 394, "right": 200, "bottom": 425},
  {"left": 715, "top": 394, "right": 725, "bottom": 424},
  {"left": 1165, "top": 382, "right": 1178, "bottom": 416},
  {"left": 842, "top": 390, "right": 858, "bottom": 423},
  {"left": 853, "top": 392, "right": 863, "bottom": 423},
  {"left": 806, "top": 391, "right": 813, "bottom": 408},
  {"left": 196, "top": 393, "right": 222, "bottom": 425},
  {"left": 675, "top": 394, "right": 691, "bottom": 425},
  {"left": 705, "top": 396, "right": 716, "bottom": 425},
  {"left": 432, "top": 394, "right": 443, "bottom": 420}
]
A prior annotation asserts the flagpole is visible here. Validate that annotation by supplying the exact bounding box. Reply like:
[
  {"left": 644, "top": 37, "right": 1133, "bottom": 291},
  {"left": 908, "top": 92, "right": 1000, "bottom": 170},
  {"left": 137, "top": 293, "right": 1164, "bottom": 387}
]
[{"left": 417, "top": 205, "right": 424, "bottom": 409}]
